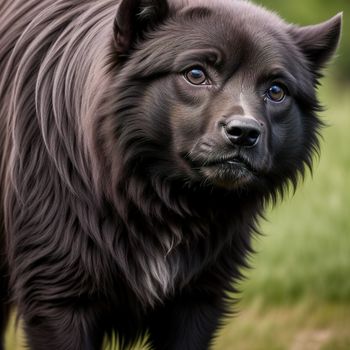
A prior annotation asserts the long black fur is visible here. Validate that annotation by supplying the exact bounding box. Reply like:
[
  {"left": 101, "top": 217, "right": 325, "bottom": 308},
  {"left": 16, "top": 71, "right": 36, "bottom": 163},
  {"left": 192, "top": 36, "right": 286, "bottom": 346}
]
[{"left": 0, "top": 0, "right": 341, "bottom": 349}]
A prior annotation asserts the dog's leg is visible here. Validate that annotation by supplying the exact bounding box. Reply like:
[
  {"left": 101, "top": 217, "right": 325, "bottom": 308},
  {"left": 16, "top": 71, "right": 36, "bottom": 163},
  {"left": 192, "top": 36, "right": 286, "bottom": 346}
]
[
  {"left": 0, "top": 234, "right": 10, "bottom": 350},
  {"left": 0, "top": 273, "right": 10, "bottom": 350},
  {"left": 147, "top": 293, "right": 226, "bottom": 350},
  {"left": 22, "top": 304, "right": 105, "bottom": 350}
]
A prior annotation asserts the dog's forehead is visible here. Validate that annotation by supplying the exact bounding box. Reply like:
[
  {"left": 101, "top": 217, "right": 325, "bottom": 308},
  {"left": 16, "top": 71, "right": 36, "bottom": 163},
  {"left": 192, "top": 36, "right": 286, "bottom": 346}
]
[
  {"left": 131, "top": 1, "right": 302, "bottom": 82},
  {"left": 172, "top": 0, "right": 286, "bottom": 28},
  {"left": 171, "top": 1, "right": 293, "bottom": 74}
]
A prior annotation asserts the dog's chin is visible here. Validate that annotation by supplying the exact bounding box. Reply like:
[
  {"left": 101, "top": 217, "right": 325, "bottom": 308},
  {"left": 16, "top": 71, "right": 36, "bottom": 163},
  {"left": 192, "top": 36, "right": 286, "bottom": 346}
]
[{"left": 200, "top": 161, "right": 256, "bottom": 190}]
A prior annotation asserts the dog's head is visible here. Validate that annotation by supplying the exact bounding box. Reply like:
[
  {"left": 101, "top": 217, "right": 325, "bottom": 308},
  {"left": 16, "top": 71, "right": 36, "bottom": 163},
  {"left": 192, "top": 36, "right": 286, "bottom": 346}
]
[{"left": 99, "top": 0, "right": 341, "bottom": 198}]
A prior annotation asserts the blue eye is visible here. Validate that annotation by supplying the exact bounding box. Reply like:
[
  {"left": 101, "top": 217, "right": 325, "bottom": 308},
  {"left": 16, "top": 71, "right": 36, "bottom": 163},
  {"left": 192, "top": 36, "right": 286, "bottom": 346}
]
[
  {"left": 267, "top": 84, "right": 286, "bottom": 102},
  {"left": 185, "top": 68, "right": 208, "bottom": 85}
]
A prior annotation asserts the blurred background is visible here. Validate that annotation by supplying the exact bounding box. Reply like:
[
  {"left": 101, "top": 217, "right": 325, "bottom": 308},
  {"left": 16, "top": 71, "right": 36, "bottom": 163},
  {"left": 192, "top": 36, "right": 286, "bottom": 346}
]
[{"left": 5, "top": 0, "right": 350, "bottom": 349}]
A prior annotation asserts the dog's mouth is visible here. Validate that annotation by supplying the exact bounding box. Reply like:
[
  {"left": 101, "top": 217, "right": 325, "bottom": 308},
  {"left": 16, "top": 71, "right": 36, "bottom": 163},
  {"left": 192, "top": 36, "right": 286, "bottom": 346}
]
[
  {"left": 203, "top": 155, "right": 256, "bottom": 173},
  {"left": 181, "top": 149, "right": 262, "bottom": 189},
  {"left": 184, "top": 154, "right": 258, "bottom": 189}
]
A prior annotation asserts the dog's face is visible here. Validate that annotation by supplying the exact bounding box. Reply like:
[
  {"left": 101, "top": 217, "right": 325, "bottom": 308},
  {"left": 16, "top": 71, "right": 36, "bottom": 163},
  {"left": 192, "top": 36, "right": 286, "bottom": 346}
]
[
  {"left": 104, "top": 0, "right": 341, "bottom": 195},
  {"left": 161, "top": 8, "right": 308, "bottom": 190}
]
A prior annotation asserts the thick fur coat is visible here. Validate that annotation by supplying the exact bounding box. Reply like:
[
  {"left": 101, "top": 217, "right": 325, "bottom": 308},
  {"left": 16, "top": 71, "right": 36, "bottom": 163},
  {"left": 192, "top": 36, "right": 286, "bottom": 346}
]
[{"left": 0, "top": 0, "right": 341, "bottom": 349}]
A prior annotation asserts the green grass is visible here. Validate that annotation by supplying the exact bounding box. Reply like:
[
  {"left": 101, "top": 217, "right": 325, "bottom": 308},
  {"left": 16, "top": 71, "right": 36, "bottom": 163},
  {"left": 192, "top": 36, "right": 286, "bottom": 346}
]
[
  {"left": 5, "top": 79, "right": 350, "bottom": 349},
  {"left": 215, "top": 302, "right": 350, "bottom": 350}
]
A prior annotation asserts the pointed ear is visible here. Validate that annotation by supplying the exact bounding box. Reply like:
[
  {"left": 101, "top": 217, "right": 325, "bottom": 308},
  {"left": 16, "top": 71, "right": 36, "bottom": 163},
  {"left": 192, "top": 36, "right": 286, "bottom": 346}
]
[
  {"left": 289, "top": 13, "right": 342, "bottom": 72},
  {"left": 114, "top": 0, "right": 169, "bottom": 54}
]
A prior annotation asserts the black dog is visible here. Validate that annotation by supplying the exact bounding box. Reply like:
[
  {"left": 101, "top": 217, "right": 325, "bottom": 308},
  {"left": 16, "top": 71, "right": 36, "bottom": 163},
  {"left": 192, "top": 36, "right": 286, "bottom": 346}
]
[{"left": 0, "top": 0, "right": 341, "bottom": 349}]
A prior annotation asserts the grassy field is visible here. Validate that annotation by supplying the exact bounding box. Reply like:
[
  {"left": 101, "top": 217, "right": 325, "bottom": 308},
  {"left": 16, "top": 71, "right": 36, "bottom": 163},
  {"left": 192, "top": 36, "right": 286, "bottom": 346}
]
[
  {"left": 5, "top": 79, "right": 350, "bottom": 349},
  {"left": 216, "top": 302, "right": 350, "bottom": 350}
]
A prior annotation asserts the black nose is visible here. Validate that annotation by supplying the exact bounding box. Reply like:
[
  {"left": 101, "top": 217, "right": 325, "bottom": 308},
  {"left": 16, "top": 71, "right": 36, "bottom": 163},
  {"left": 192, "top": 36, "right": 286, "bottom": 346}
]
[{"left": 224, "top": 118, "right": 262, "bottom": 148}]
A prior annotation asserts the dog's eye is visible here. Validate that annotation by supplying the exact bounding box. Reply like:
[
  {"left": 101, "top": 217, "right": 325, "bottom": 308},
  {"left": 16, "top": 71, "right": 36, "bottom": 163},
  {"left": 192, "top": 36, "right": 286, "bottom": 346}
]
[
  {"left": 267, "top": 84, "right": 286, "bottom": 103},
  {"left": 184, "top": 68, "right": 209, "bottom": 85}
]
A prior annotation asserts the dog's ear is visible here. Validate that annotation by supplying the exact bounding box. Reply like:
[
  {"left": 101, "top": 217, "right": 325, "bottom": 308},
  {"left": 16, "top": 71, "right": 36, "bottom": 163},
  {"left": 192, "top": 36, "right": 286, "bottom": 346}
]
[
  {"left": 289, "top": 13, "right": 342, "bottom": 72},
  {"left": 114, "top": 0, "right": 169, "bottom": 54}
]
